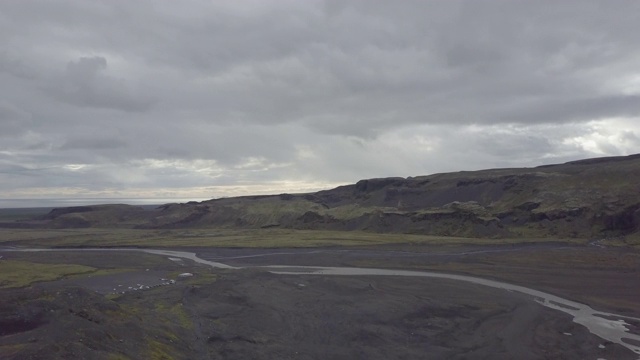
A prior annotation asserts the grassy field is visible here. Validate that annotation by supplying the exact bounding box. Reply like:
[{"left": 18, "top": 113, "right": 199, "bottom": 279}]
[
  {"left": 0, "top": 260, "right": 97, "bottom": 288},
  {"left": 0, "top": 228, "right": 590, "bottom": 248}
]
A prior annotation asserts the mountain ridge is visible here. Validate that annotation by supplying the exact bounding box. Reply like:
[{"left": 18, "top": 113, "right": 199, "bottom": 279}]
[{"left": 12, "top": 154, "right": 640, "bottom": 241}]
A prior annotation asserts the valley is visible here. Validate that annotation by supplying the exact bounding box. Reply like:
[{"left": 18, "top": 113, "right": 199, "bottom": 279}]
[{"left": 1, "top": 154, "right": 639, "bottom": 359}]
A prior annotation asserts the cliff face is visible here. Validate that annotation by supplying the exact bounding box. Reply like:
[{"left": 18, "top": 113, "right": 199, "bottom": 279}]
[{"left": 33, "top": 154, "right": 640, "bottom": 239}]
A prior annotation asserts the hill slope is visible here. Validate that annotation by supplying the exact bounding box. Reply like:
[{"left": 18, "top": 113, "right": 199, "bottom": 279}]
[{"left": 20, "top": 154, "right": 640, "bottom": 239}]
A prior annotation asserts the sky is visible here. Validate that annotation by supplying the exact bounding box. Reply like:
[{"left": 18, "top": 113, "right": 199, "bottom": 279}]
[{"left": 1, "top": 0, "right": 640, "bottom": 207}]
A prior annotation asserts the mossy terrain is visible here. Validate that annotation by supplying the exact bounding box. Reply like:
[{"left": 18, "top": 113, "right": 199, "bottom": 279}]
[
  {"left": 133, "top": 154, "right": 640, "bottom": 241},
  {"left": 0, "top": 260, "right": 96, "bottom": 288},
  {"left": 0, "top": 227, "right": 589, "bottom": 249},
  {"left": 0, "top": 285, "right": 200, "bottom": 360},
  {"left": 0, "top": 249, "right": 219, "bottom": 360},
  {"left": 2, "top": 154, "right": 638, "bottom": 241}
]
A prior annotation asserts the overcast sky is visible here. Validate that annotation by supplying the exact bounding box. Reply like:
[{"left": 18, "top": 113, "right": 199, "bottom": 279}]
[{"left": 1, "top": 0, "right": 639, "bottom": 207}]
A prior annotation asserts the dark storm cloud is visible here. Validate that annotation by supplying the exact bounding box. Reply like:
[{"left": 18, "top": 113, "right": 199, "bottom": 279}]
[{"left": 0, "top": 0, "right": 639, "bottom": 202}]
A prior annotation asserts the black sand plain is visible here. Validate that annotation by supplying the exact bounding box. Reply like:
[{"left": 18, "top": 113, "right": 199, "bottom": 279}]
[{"left": 1, "top": 243, "right": 639, "bottom": 359}]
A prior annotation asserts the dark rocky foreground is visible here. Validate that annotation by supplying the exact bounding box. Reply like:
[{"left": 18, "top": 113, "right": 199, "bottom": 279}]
[
  {"left": 1, "top": 244, "right": 639, "bottom": 359},
  {"left": 1, "top": 271, "right": 635, "bottom": 360},
  {"left": 6, "top": 154, "right": 640, "bottom": 241}
]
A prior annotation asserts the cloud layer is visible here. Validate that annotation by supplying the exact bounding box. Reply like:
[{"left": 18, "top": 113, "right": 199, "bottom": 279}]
[{"left": 1, "top": 0, "right": 639, "bottom": 205}]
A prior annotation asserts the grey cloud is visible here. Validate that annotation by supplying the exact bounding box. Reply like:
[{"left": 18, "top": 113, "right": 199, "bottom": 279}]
[
  {"left": 0, "top": 52, "right": 38, "bottom": 80},
  {"left": 0, "top": 0, "right": 639, "bottom": 202},
  {"left": 0, "top": 101, "right": 32, "bottom": 136},
  {"left": 43, "top": 56, "right": 155, "bottom": 112},
  {"left": 59, "top": 137, "right": 127, "bottom": 151},
  {"left": 0, "top": 162, "right": 37, "bottom": 175},
  {"left": 621, "top": 131, "right": 640, "bottom": 145},
  {"left": 500, "top": 95, "right": 640, "bottom": 124},
  {"left": 465, "top": 130, "right": 556, "bottom": 160}
]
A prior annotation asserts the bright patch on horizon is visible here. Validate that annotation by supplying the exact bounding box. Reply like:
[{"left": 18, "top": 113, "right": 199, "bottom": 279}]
[
  {"left": 562, "top": 118, "right": 640, "bottom": 155},
  {"left": 63, "top": 164, "right": 89, "bottom": 171}
]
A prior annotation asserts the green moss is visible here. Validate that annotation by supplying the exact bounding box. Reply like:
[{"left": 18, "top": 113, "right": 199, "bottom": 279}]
[
  {"left": 324, "top": 204, "right": 401, "bottom": 219},
  {"left": 105, "top": 293, "right": 122, "bottom": 301},
  {"left": 0, "top": 260, "right": 96, "bottom": 288},
  {"left": 1, "top": 227, "right": 590, "bottom": 249},
  {"left": 184, "top": 273, "right": 217, "bottom": 286},
  {"left": 146, "top": 339, "right": 175, "bottom": 360},
  {"left": 154, "top": 302, "right": 193, "bottom": 330},
  {"left": 107, "top": 354, "right": 131, "bottom": 360},
  {"left": 0, "top": 343, "right": 27, "bottom": 358}
]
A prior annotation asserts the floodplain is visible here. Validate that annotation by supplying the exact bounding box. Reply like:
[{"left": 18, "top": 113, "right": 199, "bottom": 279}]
[{"left": 1, "top": 228, "right": 639, "bottom": 359}]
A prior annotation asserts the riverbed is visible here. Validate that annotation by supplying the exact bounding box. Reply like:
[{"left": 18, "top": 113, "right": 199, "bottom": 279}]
[{"left": 3, "top": 245, "right": 639, "bottom": 358}]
